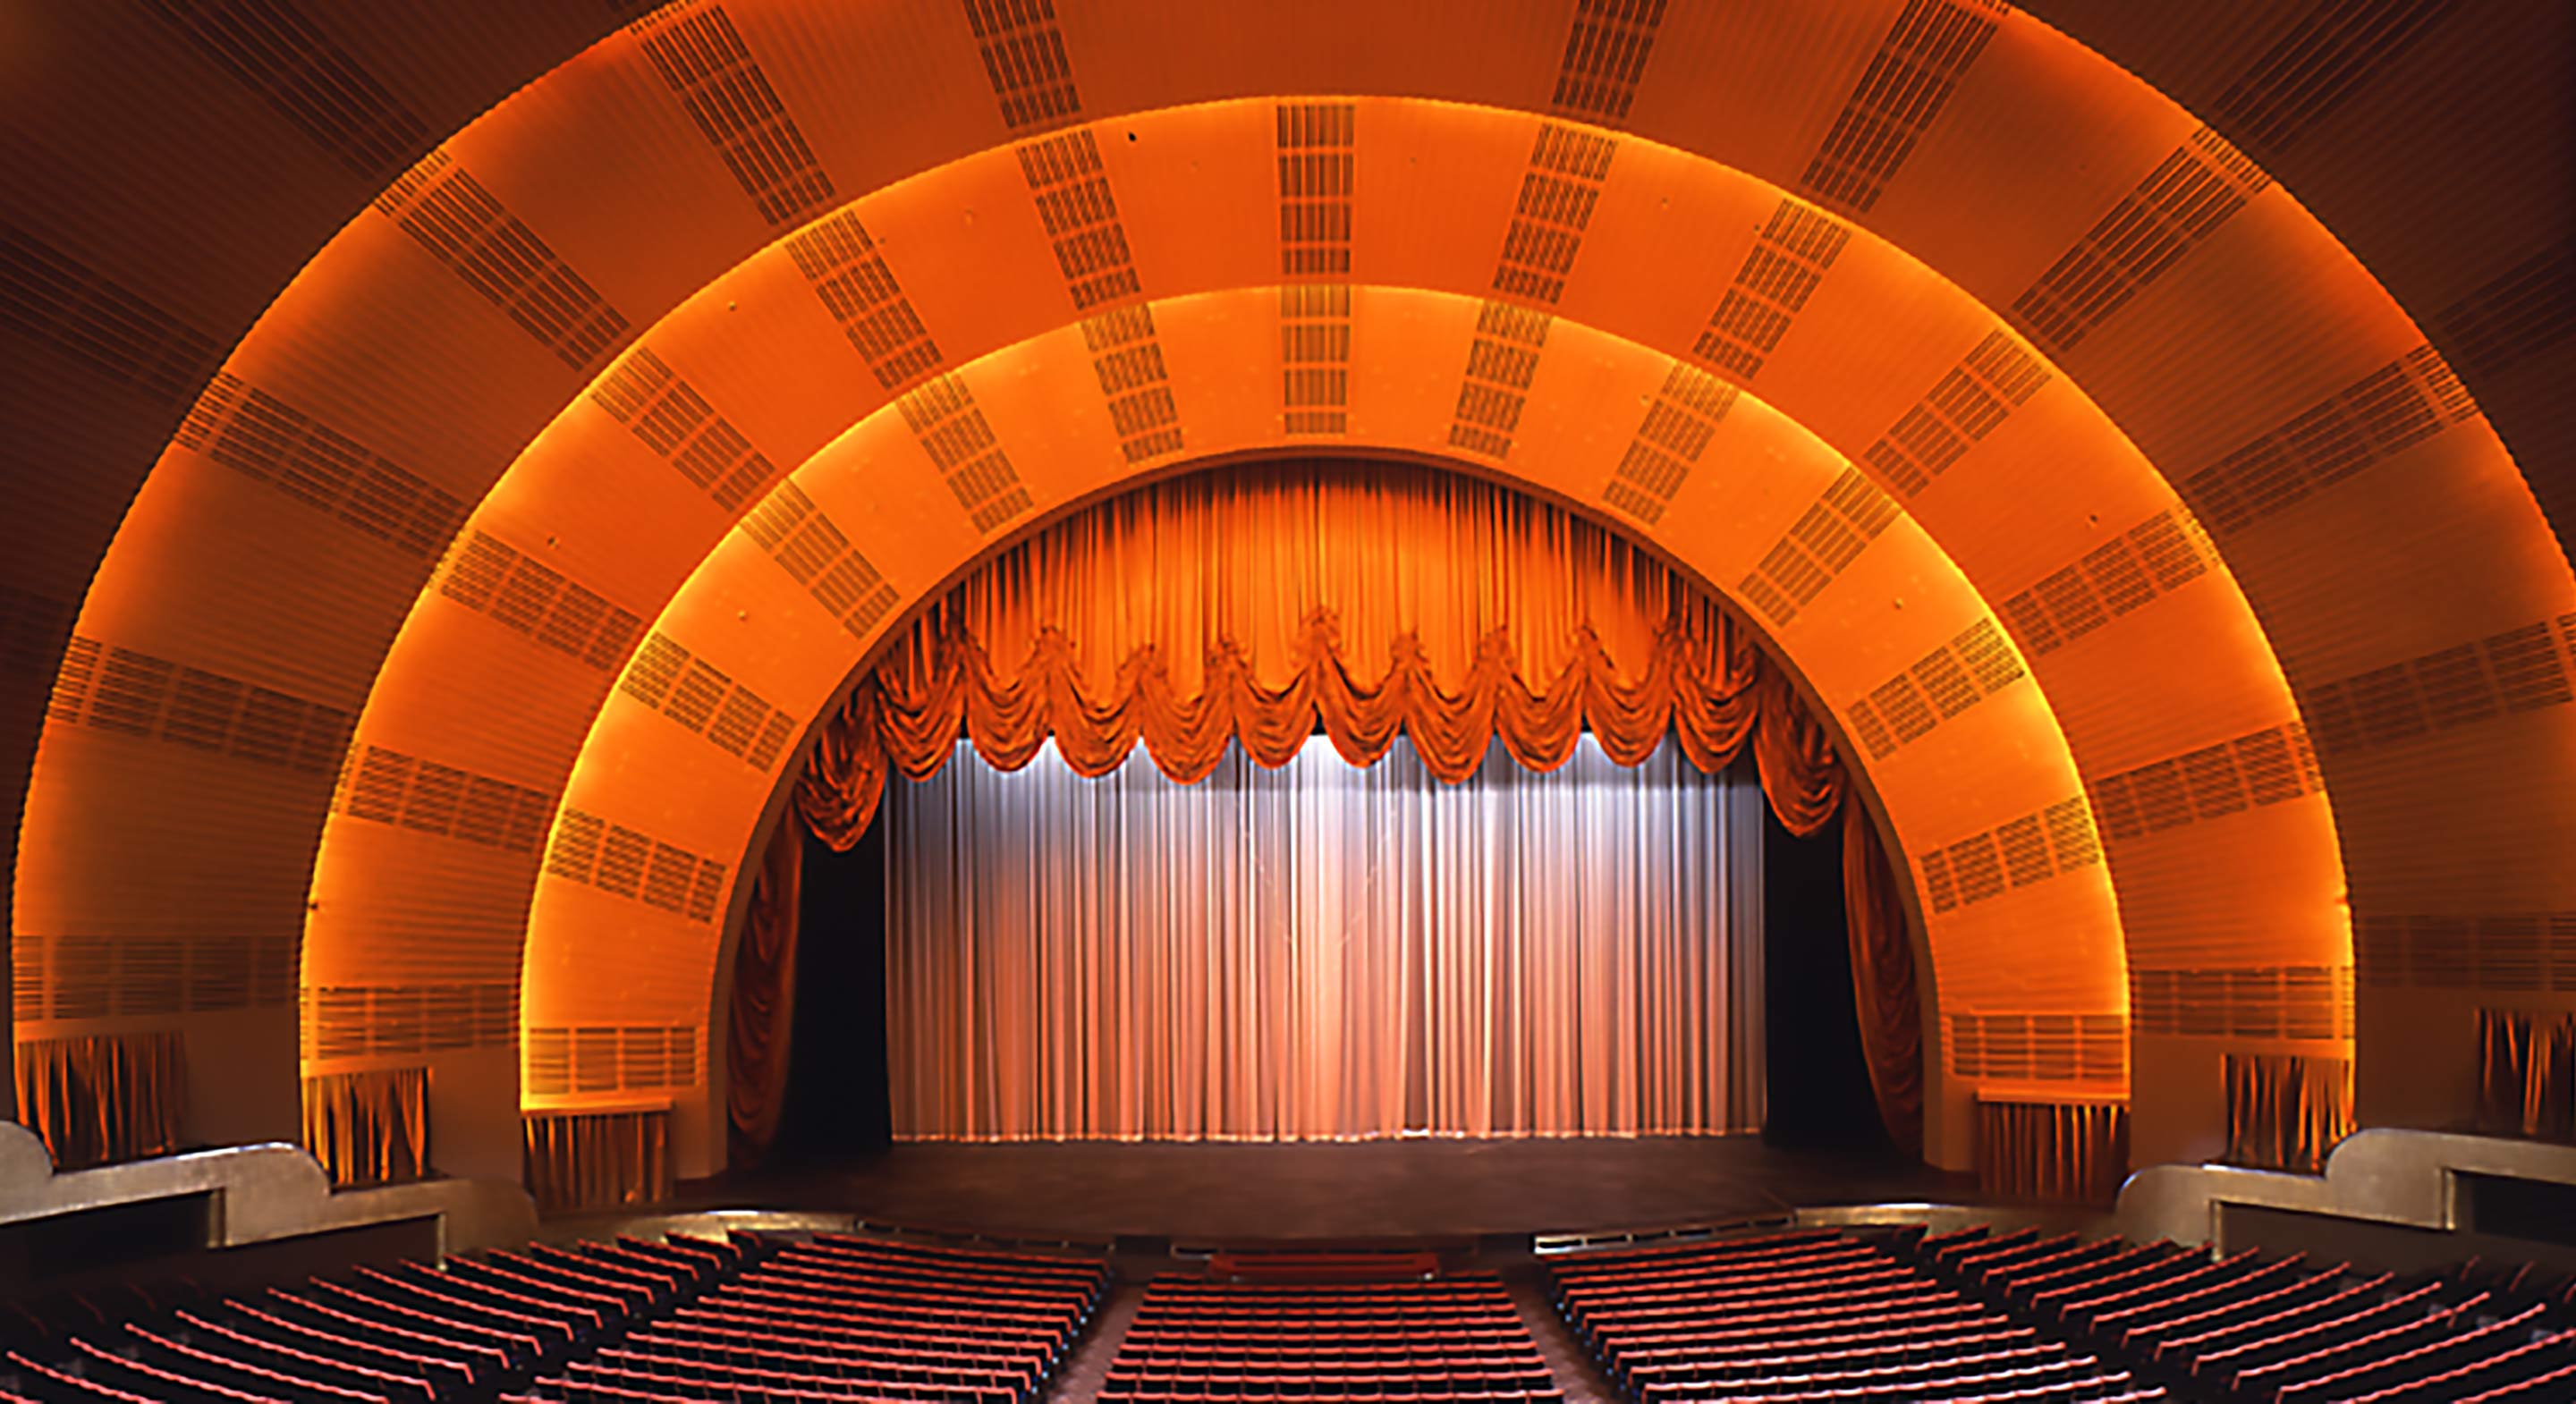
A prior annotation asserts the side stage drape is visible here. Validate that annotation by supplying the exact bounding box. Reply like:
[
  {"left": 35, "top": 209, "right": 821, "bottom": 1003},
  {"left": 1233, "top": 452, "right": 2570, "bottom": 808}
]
[
  {"left": 887, "top": 733, "right": 1766, "bottom": 1140},
  {"left": 725, "top": 821, "right": 801, "bottom": 1162},
  {"left": 301, "top": 1065, "right": 429, "bottom": 1186},
  {"left": 13, "top": 1030, "right": 183, "bottom": 1170},
  {"left": 748, "top": 465, "right": 1923, "bottom": 1150}
]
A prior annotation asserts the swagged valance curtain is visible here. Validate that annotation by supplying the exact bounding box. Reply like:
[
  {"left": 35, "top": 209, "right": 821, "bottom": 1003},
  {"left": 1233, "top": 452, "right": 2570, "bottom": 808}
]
[{"left": 739, "top": 462, "right": 1922, "bottom": 1156}]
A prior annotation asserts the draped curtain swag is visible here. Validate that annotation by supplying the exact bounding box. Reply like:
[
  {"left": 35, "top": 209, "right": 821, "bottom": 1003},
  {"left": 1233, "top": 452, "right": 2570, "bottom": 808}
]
[
  {"left": 13, "top": 1031, "right": 183, "bottom": 1171},
  {"left": 301, "top": 1066, "right": 430, "bottom": 1188},
  {"left": 2479, "top": 1008, "right": 2576, "bottom": 1142},
  {"left": 743, "top": 464, "right": 1922, "bottom": 1152},
  {"left": 1977, "top": 1098, "right": 2129, "bottom": 1205},
  {"left": 523, "top": 1107, "right": 672, "bottom": 1214},
  {"left": 725, "top": 821, "right": 802, "bottom": 1162},
  {"left": 2224, "top": 1053, "right": 2354, "bottom": 1174}
]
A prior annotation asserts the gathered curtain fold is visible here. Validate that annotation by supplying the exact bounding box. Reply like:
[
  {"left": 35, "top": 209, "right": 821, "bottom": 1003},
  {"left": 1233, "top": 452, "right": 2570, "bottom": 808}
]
[
  {"left": 301, "top": 1066, "right": 430, "bottom": 1187},
  {"left": 735, "top": 463, "right": 1925, "bottom": 1158},
  {"left": 12, "top": 1030, "right": 184, "bottom": 1170},
  {"left": 1844, "top": 810, "right": 1925, "bottom": 1156},
  {"left": 523, "top": 1107, "right": 672, "bottom": 1214},
  {"left": 2479, "top": 1008, "right": 2576, "bottom": 1142},
  {"left": 725, "top": 820, "right": 802, "bottom": 1162},
  {"left": 1978, "top": 1097, "right": 2130, "bottom": 1205},
  {"left": 2224, "top": 1053, "right": 2354, "bottom": 1173}
]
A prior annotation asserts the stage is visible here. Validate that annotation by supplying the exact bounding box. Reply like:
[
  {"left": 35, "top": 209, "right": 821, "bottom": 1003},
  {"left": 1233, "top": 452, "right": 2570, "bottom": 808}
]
[{"left": 689, "top": 1135, "right": 1963, "bottom": 1242}]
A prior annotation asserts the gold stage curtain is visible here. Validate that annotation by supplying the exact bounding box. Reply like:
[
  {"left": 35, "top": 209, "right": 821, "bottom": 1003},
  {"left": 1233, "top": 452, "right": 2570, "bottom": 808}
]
[
  {"left": 523, "top": 1107, "right": 672, "bottom": 1214},
  {"left": 12, "top": 1030, "right": 184, "bottom": 1170},
  {"left": 1978, "top": 1097, "right": 2129, "bottom": 1205},
  {"left": 301, "top": 1066, "right": 430, "bottom": 1187},
  {"left": 2224, "top": 1053, "right": 2353, "bottom": 1173},
  {"left": 1844, "top": 811, "right": 1924, "bottom": 1157},
  {"left": 783, "top": 463, "right": 1926, "bottom": 1151},
  {"left": 726, "top": 818, "right": 802, "bottom": 1163},
  {"left": 2479, "top": 1008, "right": 2576, "bottom": 1141}
]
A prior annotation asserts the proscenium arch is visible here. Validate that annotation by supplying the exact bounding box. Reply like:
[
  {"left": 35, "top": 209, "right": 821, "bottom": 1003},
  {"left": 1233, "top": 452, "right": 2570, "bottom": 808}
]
[
  {"left": 522, "top": 284, "right": 2109, "bottom": 1177},
  {"left": 291, "top": 92, "right": 2341, "bottom": 1175},
  {"left": 10, "top": 1, "right": 2560, "bottom": 1175}
]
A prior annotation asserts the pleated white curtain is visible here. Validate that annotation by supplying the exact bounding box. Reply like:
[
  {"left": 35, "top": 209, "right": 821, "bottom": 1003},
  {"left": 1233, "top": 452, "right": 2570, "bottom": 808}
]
[{"left": 885, "top": 732, "right": 1765, "bottom": 1141}]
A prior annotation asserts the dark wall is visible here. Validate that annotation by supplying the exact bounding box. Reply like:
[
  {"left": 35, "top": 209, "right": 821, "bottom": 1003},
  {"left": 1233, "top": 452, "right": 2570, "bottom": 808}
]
[
  {"left": 1762, "top": 808, "right": 1888, "bottom": 1152},
  {"left": 774, "top": 819, "right": 893, "bottom": 1157}
]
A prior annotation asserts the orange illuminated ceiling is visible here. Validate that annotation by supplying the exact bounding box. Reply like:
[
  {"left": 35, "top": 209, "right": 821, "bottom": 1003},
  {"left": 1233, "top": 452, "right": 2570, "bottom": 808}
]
[{"left": 9, "top": 0, "right": 2569, "bottom": 1179}]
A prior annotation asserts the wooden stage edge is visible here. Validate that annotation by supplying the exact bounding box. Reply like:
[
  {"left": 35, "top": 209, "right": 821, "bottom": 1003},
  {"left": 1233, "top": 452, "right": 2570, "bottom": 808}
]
[{"left": 676, "top": 1134, "right": 1969, "bottom": 1244}]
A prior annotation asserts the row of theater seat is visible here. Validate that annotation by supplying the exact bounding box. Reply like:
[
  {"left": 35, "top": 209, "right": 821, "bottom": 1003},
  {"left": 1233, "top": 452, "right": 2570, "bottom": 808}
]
[
  {"left": 1548, "top": 1226, "right": 2160, "bottom": 1402},
  {"left": 1913, "top": 1222, "right": 2576, "bottom": 1402},
  {"left": 1546, "top": 1221, "right": 2576, "bottom": 1404},
  {"left": 1097, "top": 1269, "right": 1563, "bottom": 1402},
  {"left": 0, "top": 1229, "right": 1110, "bottom": 1404},
  {"left": 2, "top": 1231, "right": 739, "bottom": 1404}
]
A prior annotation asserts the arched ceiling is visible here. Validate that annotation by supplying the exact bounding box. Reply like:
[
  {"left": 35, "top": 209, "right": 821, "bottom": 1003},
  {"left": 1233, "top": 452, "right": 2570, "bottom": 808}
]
[{"left": 4, "top": 0, "right": 2568, "bottom": 1175}]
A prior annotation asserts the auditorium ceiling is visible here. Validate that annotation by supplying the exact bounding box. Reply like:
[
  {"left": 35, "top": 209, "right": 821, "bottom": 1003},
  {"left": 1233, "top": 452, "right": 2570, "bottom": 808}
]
[{"left": 1, "top": 0, "right": 2567, "bottom": 1178}]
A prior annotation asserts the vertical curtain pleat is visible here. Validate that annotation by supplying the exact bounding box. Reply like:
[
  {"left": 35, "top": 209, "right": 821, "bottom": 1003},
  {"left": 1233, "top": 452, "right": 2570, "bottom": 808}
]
[
  {"left": 300, "top": 1066, "right": 430, "bottom": 1187},
  {"left": 726, "top": 819, "right": 802, "bottom": 1163},
  {"left": 2479, "top": 1008, "right": 2576, "bottom": 1141},
  {"left": 774, "top": 464, "right": 1930, "bottom": 1154},
  {"left": 1844, "top": 811, "right": 1924, "bottom": 1156},
  {"left": 2224, "top": 1053, "right": 2353, "bottom": 1173},
  {"left": 522, "top": 1108, "right": 672, "bottom": 1214},
  {"left": 11, "top": 1030, "right": 185, "bottom": 1169},
  {"left": 886, "top": 732, "right": 1764, "bottom": 1140},
  {"left": 1977, "top": 1098, "right": 2129, "bottom": 1204}
]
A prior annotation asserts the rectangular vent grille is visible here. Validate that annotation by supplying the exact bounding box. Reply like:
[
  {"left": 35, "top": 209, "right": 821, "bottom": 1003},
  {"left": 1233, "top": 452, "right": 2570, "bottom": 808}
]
[
  {"left": 1445, "top": 300, "right": 1552, "bottom": 460},
  {"left": 1082, "top": 305, "right": 1182, "bottom": 464},
  {"left": 2009, "top": 127, "right": 2269, "bottom": 355},
  {"left": 1861, "top": 331, "right": 2049, "bottom": 495},
  {"left": 15, "top": 932, "right": 294, "bottom": 1025},
  {"left": 1277, "top": 102, "right": 1354, "bottom": 279},
  {"left": 1551, "top": 0, "right": 1667, "bottom": 121},
  {"left": 1692, "top": 199, "right": 1849, "bottom": 380},
  {"left": 962, "top": 0, "right": 1080, "bottom": 131},
  {"left": 1280, "top": 284, "right": 1352, "bottom": 436},
  {"left": 1845, "top": 617, "right": 2027, "bottom": 758},
  {"left": 1920, "top": 794, "right": 2101, "bottom": 916},
  {"left": 2360, "top": 913, "right": 2576, "bottom": 992},
  {"left": 2211, "top": 0, "right": 2465, "bottom": 161},
  {"left": 1995, "top": 507, "right": 2216, "bottom": 658},
  {"left": 783, "top": 210, "right": 945, "bottom": 391},
  {"left": 2430, "top": 240, "right": 2574, "bottom": 381},
  {"left": 523, "top": 1024, "right": 701, "bottom": 1096},
  {"left": 1733, "top": 466, "right": 1899, "bottom": 626},
  {"left": 734, "top": 480, "right": 905, "bottom": 637},
  {"left": 1946, "top": 1011, "right": 2129, "bottom": 1083},
  {"left": 2297, "top": 614, "right": 2576, "bottom": 761},
  {"left": 1494, "top": 123, "right": 1616, "bottom": 305},
  {"left": 590, "top": 347, "right": 779, "bottom": 512},
  {"left": 2132, "top": 964, "right": 2356, "bottom": 1039},
  {"left": 1601, "top": 362, "right": 1738, "bottom": 525},
  {"left": 328, "top": 742, "right": 555, "bottom": 852},
  {"left": 0, "top": 221, "right": 221, "bottom": 405},
  {"left": 142, "top": 0, "right": 431, "bottom": 179},
  {"left": 619, "top": 630, "right": 799, "bottom": 771},
  {"left": 545, "top": 807, "right": 727, "bottom": 924},
  {"left": 303, "top": 982, "right": 516, "bottom": 1061},
  {"left": 1801, "top": 0, "right": 1999, "bottom": 213},
  {"left": 1018, "top": 128, "right": 1140, "bottom": 310},
  {"left": 176, "top": 372, "right": 467, "bottom": 559},
  {"left": 2176, "top": 341, "right": 2483, "bottom": 537},
  {"left": 436, "top": 530, "right": 645, "bottom": 672},
  {"left": 2084, "top": 720, "right": 2322, "bottom": 849},
  {"left": 374, "top": 150, "right": 630, "bottom": 371},
  {"left": 45, "top": 635, "right": 351, "bottom": 774},
  {"left": 895, "top": 376, "right": 1035, "bottom": 535},
  {"left": 634, "top": 4, "right": 834, "bottom": 226}
]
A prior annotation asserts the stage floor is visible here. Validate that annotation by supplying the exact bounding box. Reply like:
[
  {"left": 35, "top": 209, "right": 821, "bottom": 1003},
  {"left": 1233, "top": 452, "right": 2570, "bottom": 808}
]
[{"left": 691, "top": 1136, "right": 1964, "bottom": 1241}]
